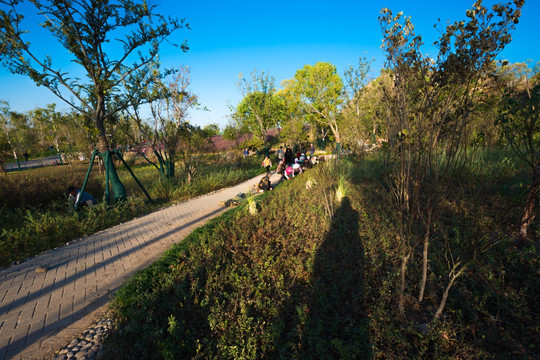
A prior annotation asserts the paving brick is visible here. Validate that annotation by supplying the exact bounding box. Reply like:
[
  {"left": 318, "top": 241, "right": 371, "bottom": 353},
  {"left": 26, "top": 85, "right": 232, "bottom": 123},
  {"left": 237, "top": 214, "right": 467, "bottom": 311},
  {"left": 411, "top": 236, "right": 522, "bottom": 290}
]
[{"left": 0, "top": 173, "right": 277, "bottom": 360}]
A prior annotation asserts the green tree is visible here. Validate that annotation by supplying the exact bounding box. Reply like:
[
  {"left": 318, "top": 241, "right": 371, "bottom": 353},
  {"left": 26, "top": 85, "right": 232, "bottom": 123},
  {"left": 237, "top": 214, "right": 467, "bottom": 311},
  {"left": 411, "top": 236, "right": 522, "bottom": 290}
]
[
  {"left": 223, "top": 115, "right": 249, "bottom": 150},
  {"left": 177, "top": 122, "right": 212, "bottom": 184},
  {"left": 0, "top": 0, "right": 188, "bottom": 201},
  {"left": 235, "top": 70, "right": 281, "bottom": 149},
  {"left": 202, "top": 123, "right": 220, "bottom": 137},
  {"left": 277, "top": 80, "right": 309, "bottom": 147},
  {"left": 0, "top": 130, "right": 9, "bottom": 174},
  {"left": 27, "top": 103, "right": 75, "bottom": 157},
  {"left": 341, "top": 57, "right": 384, "bottom": 151},
  {"left": 131, "top": 66, "right": 199, "bottom": 180},
  {"left": 290, "top": 62, "right": 344, "bottom": 155},
  {"left": 0, "top": 101, "right": 32, "bottom": 170}
]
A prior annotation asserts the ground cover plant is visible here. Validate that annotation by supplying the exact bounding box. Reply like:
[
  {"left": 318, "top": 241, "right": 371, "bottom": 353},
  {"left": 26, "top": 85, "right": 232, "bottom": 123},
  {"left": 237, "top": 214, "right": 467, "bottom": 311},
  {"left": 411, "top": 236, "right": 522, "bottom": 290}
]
[
  {"left": 0, "top": 155, "right": 264, "bottom": 266},
  {"left": 104, "top": 151, "right": 538, "bottom": 359}
]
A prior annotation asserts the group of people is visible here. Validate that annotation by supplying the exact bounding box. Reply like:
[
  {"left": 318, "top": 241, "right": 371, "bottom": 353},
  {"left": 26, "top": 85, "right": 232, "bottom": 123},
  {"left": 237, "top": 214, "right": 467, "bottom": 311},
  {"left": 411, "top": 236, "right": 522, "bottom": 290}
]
[
  {"left": 258, "top": 143, "right": 319, "bottom": 192},
  {"left": 276, "top": 143, "right": 317, "bottom": 181}
]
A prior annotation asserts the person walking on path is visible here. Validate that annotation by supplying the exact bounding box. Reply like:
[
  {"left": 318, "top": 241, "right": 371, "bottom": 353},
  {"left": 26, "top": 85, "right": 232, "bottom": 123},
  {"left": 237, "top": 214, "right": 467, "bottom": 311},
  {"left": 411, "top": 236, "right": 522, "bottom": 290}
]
[
  {"left": 262, "top": 155, "right": 272, "bottom": 175},
  {"left": 276, "top": 146, "right": 284, "bottom": 164},
  {"left": 284, "top": 146, "right": 294, "bottom": 165},
  {"left": 309, "top": 143, "right": 315, "bottom": 158}
]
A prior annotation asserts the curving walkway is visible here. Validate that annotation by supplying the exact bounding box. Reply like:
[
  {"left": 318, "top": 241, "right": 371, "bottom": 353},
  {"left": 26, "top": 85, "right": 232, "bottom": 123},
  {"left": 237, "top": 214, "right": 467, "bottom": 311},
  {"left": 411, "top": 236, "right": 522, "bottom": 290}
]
[{"left": 0, "top": 172, "right": 280, "bottom": 360}]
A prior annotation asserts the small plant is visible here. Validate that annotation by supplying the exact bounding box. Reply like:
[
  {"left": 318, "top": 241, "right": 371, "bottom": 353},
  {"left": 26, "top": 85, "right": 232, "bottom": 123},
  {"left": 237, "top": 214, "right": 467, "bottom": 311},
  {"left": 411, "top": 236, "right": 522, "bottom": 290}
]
[
  {"left": 305, "top": 176, "right": 317, "bottom": 190},
  {"left": 335, "top": 174, "right": 348, "bottom": 204},
  {"left": 246, "top": 191, "right": 258, "bottom": 215}
]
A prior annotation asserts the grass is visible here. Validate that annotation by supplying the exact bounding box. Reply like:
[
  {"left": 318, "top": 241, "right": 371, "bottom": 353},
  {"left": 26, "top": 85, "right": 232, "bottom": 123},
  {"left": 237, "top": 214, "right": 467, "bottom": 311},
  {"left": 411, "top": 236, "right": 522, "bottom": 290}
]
[
  {"left": 0, "top": 155, "right": 264, "bottom": 267},
  {"left": 102, "top": 149, "right": 539, "bottom": 359}
]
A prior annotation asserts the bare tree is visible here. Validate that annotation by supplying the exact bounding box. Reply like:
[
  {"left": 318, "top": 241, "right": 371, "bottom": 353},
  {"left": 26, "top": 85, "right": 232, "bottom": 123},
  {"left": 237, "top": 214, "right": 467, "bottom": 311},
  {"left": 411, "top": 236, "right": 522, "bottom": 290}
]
[{"left": 379, "top": 0, "right": 523, "bottom": 317}]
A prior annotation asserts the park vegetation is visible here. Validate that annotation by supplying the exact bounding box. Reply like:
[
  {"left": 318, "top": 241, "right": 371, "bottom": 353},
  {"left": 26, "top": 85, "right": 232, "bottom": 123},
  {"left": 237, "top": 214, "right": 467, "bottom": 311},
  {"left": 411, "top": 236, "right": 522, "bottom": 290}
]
[
  {"left": 0, "top": 0, "right": 538, "bottom": 358},
  {"left": 104, "top": 1, "right": 538, "bottom": 359}
]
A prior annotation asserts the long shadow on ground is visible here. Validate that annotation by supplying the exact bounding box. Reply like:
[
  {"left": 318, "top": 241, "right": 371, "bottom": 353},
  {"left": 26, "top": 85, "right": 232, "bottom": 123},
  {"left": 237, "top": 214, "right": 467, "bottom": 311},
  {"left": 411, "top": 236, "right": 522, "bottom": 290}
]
[{"left": 279, "top": 197, "right": 371, "bottom": 359}]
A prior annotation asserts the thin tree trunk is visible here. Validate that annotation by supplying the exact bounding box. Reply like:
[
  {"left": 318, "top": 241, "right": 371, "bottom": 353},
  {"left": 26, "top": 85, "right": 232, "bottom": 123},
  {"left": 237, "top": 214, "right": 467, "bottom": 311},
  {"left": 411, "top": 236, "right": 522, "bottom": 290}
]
[
  {"left": 434, "top": 263, "right": 465, "bottom": 320},
  {"left": 399, "top": 251, "right": 410, "bottom": 316},
  {"left": 13, "top": 150, "right": 21, "bottom": 171},
  {"left": 519, "top": 165, "right": 539, "bottom": 242},
  {"left": 97, "top": 130, "right": 126, "bottom": 201},
  {"left": 418, "top": 208, "right": 432, "bottom": 302}
]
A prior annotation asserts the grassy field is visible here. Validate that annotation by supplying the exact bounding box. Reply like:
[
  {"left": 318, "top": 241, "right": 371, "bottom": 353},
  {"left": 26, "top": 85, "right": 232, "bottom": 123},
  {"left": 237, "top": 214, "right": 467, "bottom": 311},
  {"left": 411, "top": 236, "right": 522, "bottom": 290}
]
[
  {"left": 103, "top": 149, "right": 539, "bottom": 359},
  {"left": 0, "top": 154, "right": 265, "bottom": 267}
]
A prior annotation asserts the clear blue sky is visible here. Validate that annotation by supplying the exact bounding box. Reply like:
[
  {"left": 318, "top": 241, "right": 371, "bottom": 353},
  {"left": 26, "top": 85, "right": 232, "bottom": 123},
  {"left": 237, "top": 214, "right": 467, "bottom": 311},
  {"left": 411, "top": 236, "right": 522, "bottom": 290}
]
[{"left": 0, "top": 0, "right": 538, "bottom": 129}]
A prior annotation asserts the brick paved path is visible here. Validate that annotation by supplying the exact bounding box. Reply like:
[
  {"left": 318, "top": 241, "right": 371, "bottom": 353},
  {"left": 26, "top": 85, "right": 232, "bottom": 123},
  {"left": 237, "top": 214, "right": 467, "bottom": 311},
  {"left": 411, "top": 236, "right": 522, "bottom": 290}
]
[{"left": 0, "top": 172, "right": 280, "bottom": 360}]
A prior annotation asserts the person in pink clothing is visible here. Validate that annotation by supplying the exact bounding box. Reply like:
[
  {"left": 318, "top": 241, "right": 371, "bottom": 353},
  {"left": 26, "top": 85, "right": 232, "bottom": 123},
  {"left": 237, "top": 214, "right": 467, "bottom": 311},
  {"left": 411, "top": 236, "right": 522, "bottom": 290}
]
[{"left": 283, "top": 165, "right": 294, "bottom": 180}]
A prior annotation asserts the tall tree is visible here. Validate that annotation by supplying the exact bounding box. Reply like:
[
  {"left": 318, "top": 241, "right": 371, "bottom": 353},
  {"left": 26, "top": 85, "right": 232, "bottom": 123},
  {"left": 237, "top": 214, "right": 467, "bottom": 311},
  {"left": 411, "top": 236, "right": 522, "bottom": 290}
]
[
  {"left": 291, "top": 62, "right": 344, "bottom": 155},
  {"left": 341, "top": 57, "right": 384, "bottom": 151},
  {"left": 277, "top": 80, "right": 309, "bottom": 147},
  {"left": 235, "top": 70, "right": 280, "bottom": 150},
  {"left": 0, "top": 0, "right": 188, "bottom": 201}
]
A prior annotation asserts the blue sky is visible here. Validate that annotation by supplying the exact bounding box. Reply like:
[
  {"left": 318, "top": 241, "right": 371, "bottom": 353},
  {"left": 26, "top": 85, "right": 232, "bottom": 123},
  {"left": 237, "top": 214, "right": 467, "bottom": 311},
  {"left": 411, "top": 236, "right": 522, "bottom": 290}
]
[{"left": 0, "top": 0, "right": 538, "bottom": 129}]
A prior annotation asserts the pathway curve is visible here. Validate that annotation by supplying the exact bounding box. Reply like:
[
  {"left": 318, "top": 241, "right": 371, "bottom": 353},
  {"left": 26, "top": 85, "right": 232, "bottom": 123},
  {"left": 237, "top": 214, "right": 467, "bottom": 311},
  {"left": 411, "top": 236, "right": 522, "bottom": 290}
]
[{"left": 0, "top": 172, "right": 280, "bottom": 360}]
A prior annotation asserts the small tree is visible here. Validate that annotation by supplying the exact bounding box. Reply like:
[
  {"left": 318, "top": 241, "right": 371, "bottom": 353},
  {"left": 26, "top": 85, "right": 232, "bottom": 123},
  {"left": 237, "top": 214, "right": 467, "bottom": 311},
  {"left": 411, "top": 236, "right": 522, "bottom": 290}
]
[
  {"left": 177, "top": 122, "right": 212, "bottom": 184},
  {"left": 202, "top": 123, "right": 220, "bottom": 137},
  {"left": 0, "top": 101, "right": 31, "bottom": 170},
  {"left": 223, "top": 115, "right": 249, "bottom": 150},
  {"left": 130, "top": 66, "right": 198, "bottom": 180},
  {"left": 28, "top": 103, "right": 71, "bottom": 158},
  {"left": 342, "top": 57, "right": 384, "bottom": 151}
]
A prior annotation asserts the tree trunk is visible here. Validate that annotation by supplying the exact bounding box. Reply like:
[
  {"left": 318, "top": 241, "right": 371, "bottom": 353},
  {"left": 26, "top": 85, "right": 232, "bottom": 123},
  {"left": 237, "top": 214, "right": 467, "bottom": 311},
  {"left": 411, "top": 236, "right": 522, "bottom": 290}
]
[
  {"left": 166, "top": 149, "right": 175, "bottom": 179},
  {"left": 519, "top": 165, "right": 539, "bottom": 242},
  {"left": 399, "top": 251, "right": 410, "bottom": 316},
  {"left": 418, "top": 208, "right": 432, "bottom": 302},
  {"left": 434, "top": 263, "right": 465, "bottom": 320},
  {"left": 97, "top": 132, "right": 126, "bottom": 202},
  {"left": 13, "top": 150, "right": 21, "bottom": 171}
]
